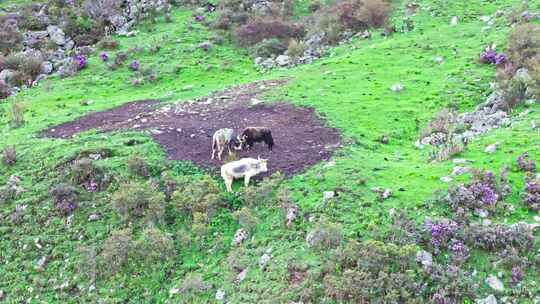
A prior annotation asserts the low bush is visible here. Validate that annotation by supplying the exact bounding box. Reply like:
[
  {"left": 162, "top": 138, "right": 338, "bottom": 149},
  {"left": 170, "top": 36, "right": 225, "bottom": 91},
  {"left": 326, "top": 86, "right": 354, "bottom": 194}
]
[
  {"left": 127, "top": 154, "right": 150, "bottom": 177},
  {"left": 421, "top": 108, "right": 456, "bottom": 138},
  {"left": 323, "top": 240, "right": 425, "bottom": 302},
  {"left": 170, "top": 177, "right": 222, "bottom": 220},
  {"left": 50, "top": 183, "right": 78, "bottom": 216},
  {"left": 100, "top": 228, "right": 133, "bottom": 275},
  {"left": 306, "top": 221, "right": 343, "bottom": 249},
  {"left": 112, "top": 182, "right": 165, "bottom": 223},
  {"left": 330, "top": 0, "right": 391, "bottom": 31},
  {"left": 523, "top": 178, "right": 540, "bottom": 211},
  {"left": 249, "top": 38, "right": 287, "bottom": 58},
  {"left": 234, "top": 17, "right": 305, "bottom": 47},
  {"left": 97, "top": 36, "right": 120, "bottom": 50},
  {"left": 506, "top": 23, "right": 540, "bottom": 70},
  {"left": 242, "top": 172, "right": 285, "bottom": 206},
  {"left": 516, "top": 151, "right": 536, "bottom": 172},
  {"left": 0, "top": 19, "right": 23, "bottom": 55},
  {"left": 114, "top": 51, "right": 128, "bottom": 66},
  {"left": 463, "top": 223, "right": 534, "bottom": 252},
  {"left": 2, "top": 146, "right": 16, "bottom": 166},
  {"left": 287, "top": 39, "right": 306, "bottom": 58},
  {"left": 0, "top": 80, "right": 11, "bottom": 99},
  {"left": 447, "top": 170, "right": 502, "bottom": 213},
  {"left": 233, "top": 207, "right": 259, "bottom": 232},
  {"left": 422, "top": 217, "right": 460, "bottom": 254},
  {"left": 134, "top": 227, "right": 175, "bottom": 265},
  {"left": 179, "top": 273, "right": 211, "bottom": 294},
  {"left": 8, "top": 99, "right": 26, "bottom": 128}
]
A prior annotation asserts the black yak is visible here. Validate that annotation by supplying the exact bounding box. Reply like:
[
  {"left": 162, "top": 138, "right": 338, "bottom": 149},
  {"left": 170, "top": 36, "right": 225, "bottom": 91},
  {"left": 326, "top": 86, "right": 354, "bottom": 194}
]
[{"left": 240, "top": 127, "right": 274, "bottom": 151}]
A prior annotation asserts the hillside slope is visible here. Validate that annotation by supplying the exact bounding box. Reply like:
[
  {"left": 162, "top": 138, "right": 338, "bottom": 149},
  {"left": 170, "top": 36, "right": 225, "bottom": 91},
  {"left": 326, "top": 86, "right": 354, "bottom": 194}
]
[{"left": 1, "top": 0, "right": 539, "bottom": 303}]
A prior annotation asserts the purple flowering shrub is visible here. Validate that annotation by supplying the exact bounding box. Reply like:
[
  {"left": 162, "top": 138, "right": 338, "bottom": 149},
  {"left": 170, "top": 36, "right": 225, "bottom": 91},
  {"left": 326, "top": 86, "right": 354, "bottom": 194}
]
[
  {"left": 129, "top": 60, "right": 140, "bottom": 71},
  {"left": 447, "top": 170, "right": 502, "bottom": 214},
  {"left": 428, "top": 265, "right": 477, "bottom": 303},
  {"left": 50, "top": 184, "right": 78, "bottom": 216},
  {"left": 99, "top": 52, "right": 109, "bottom": 62},
  {"left": 463, "top": 223, "right": 534, "bottom": 252},
  {"left": 422, "top": 218, "right": 460, "bottom": 254},
  {"left": 523, "top": 178, "right": 540, "bottom": 211},
  {"left": 449, "top": 239, "right": 470, "bottom": 264},
  {"left": 480, "top": 45, "right": 507, "bottom": 65},
  {"left": 73, "top": 55, "right": 87, "bottom": 71},
  {"left": 517, "top": 152, "right": 536, "bottom": 172}
]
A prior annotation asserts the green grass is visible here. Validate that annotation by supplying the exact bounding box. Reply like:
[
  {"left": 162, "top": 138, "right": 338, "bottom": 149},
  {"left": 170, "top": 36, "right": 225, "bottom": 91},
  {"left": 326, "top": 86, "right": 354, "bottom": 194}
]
[{"left": 1, "top": 0, "right": 539, "bottom": 302}]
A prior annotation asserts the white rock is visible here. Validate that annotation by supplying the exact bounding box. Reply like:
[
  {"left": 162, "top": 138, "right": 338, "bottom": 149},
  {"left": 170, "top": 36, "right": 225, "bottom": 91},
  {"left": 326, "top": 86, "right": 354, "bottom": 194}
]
[
  {"left": 450, "top": 16, "right": 459, "bottom": 26},
  {"left": 476, "top": 294, "right": 497, "bottom": 304},
  {"left": 475, "top": 209, "right": 489, "bottom": 218},
  {"left": 36, "top": 256, "right": 48, "bottom": 270},
  {"left": 259, "top": 248, "right": 272, "bottom": 269},
  {"left": 236, "top": 268, "right": 248, "bottom": 283},
  {"left": 416, "top": 250, "right": 433, "bottom": 267},
  {"left": 41, "top": 61, "right": 53, "bottom": 74},
  {"left": 322, "top": 191, "right": 335, "bottom": 203},
  {"left": 215, "top": 289, "right": 225, "bottom": 301},
  {"left": 486, "top": 275, "right": 504, "bottom": 292},
  {"left": 479, "top": 16, "right": 491, "bottom": 22},
  {"left": 276, "top": 55, "right": 290, "bottom": 67},
  {"left": 484, "top": 143, "right": 498, "bottom": 154},
  {"left": 433, "top": 56, "right": 444, "bottom": 64},
  {"left": 391, "top": 83, "right": 404, "bottom": 92},
  {"left": 232, "top": 228, "right": 248, "bottom": 246},
  {"left": 88, "top": 214, "right": 100, "bottom": 221},
  {"left": 440, "top": 176, "right": 453, "bottom": 183},
  {"left": 452, "top": 166, "right": 470, "bottom": 176},
  {"left": 47, "top": 25, "right": 66, "bottom": 45},
  {"left": 453, "top": 158, "right": 470, "bottom": 164}
]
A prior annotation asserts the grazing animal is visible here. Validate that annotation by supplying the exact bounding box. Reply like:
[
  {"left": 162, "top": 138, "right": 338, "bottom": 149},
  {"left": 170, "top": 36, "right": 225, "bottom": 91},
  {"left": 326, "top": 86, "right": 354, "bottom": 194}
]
[
  {"left": 220, "top": 157, "right": 268, "bottom": 192},
  {"left": 240, "top": 127, "right": 274, "bottom": 151},
  {"left": 211, "top": 128, "right": 242, "bottom": 160}
]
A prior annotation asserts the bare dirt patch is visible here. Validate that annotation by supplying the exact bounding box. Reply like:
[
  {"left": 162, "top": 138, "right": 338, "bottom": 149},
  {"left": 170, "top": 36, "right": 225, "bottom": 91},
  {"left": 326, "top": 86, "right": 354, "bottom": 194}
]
[{"left": 43, "top": 80, "right": 342, "bottom": 176}]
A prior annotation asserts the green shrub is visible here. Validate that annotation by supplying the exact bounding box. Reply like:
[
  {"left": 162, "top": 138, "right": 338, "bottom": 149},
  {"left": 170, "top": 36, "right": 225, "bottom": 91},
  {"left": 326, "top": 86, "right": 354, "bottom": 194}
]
[
  {"left": 287, "top": 39, "right": 306, "bottom": 59},
  {"left": 2, "top": 146, "right": 16, "bottom": 166},
  {"left": 250, "top": 38, "right": 287, "bottom": 58},
  {"left": 96, "top": 36, "right": 120, "bottom": 50},
  {"left": 127, "top": 154, "right": 150, "bottom": 177},
  {"left": 306, "top": 221, "right": 343, "bottom": 249},
  {"left": 7, "top": 99, "right": 26, "bottom": 128},
  {"left": 112, "top": 182, "right": 165, "bottom": 223},
  {"left": 506, "top": 23, "right": 540, "bottom": 70},
  {"left": 233, "top": 207, "right": 259, "bottom": 232},
  {"left": 134, "top": 227, "right": 175, "bottom": 264},
  {"left": 0, "top": 20, "right": 23, "bottom": 55},
  {"left": 100, "top": 229, "right": 133, "bottom": 275},
  {"left": 234, "top": 17, "right": 305, "bottom": 47},
  {"left": 242, "top": 172, "right": 285, "bottom": 206},
  {"left": 170, "top": 177, "right": 222, "bottom": 219}
]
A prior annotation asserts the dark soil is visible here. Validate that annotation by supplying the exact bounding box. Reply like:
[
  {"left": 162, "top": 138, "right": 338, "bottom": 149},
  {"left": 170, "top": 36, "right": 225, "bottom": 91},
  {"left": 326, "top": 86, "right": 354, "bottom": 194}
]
[{"left": 43, "top": 80, "right": 342, "bottom": 176}]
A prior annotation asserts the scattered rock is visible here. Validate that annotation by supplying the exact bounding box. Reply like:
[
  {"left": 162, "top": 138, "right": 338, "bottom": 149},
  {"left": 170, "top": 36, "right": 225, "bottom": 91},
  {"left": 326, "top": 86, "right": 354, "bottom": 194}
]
[
  {"left": 198, "top": 41, "right": 212, "bottom": 51},
  {"left": 451, "top": 166, "right": 471, "bottom": 176},
  {"left": 41, "top": 61, "right": 54, "bottom": 75},
  {"left": 276, "top": 55, "right": 290, "bottom": 67},
  {"left": 215, "top": 289, "right": 225, "bottom": 301},
  {"left": 440, "top": 176, "right": 453, "bottom": 183},
  {"left": 486, "top": 275, "right": 504, "bottom": 292},
  {"left": 416, "top": 250, "right": 433, "bottom": 268},
  {"left": 450, "top": 16, "right": 459, "bottom": 26},
  {"left": 484, "top": 143, "right": 498, "bottom": 154},
  {"left": 259, "top": 248, "right": 272, "bottom": 270},
  {"left": 47, "top": 25, "right": 66, "bottom": 45},
  {"left": 88, "top": 214, "right": 100, "bottom": 221},
  {"left": 433, "top": 56, "right": 444, "bottom": 64},
  {"left": 182, "top": 85, "right": 194, "bottom": 91},
  {"left": 476, "top": 294, "right": 497, "bottom": 304},
  {"left": 322, "top": 191, "right": 335, "bottom": 203},
  {"left": 0, "top": 69, "right": 16, "bottom": 86},
  {"left": 391, "top": 83, "right": 404, "bottom": 92},
  {"left": 36, "top": 256, "right": 48, "bottom": 271},
  {"left": 371, "top": 187, "right": 393, "bottom": 201},
  {"left": 475, "top": 209, "right": 489, "bottom": 218}
]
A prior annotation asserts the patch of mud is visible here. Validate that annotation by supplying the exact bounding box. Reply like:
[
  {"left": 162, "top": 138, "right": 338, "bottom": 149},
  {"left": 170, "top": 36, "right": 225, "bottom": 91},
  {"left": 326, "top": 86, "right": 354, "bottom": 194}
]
[{"left": 43, "top": 80, "right": 342, "bottom": 176}]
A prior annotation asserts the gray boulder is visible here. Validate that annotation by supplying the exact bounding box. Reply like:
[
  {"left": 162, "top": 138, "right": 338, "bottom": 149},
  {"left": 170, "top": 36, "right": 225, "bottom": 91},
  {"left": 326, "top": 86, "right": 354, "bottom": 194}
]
[
  {"left": 41, "top": 61, "right": 53, "bottom": 75},
  {"left": 47, "top": 25, "right": 66, "bottom": 45},
  {"left": 0, "top": 69, "right": 16, "bottom": 86},
  {"left": 276, "top": 55, "right": 290, "bottom": 67}
]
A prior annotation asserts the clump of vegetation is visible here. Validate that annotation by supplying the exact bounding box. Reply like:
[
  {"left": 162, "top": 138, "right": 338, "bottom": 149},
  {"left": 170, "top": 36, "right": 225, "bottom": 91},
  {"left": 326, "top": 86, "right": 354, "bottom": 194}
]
[
  {"left": 179, "top": 273, "right": 211, "bottom": 294},
  {"left": 463, "top": 222, "right": 535, "bottom": 252},
  {"left": 249, "top": 38, "right": 287, "bottom": 58},
  {"left": 322, "top": 240, "right": 426, "bottom": 302},
  {"left": 127, "top": 154, "right": 150, "bottom": 177},
  {"left": 287, "top": 39, "right": 306, "bottom": 59},
  {"left": 97, "top": 36, "right": 120, "bottom": 50},
  {"left": 134, "top": 227, "right": 175, "bottom": 265},
  {"left": 2, "top": 146, "right": 16, "bottom": 167},
  {"left": 170, "top": 177, "right": 222, "bottom": 220},
  {"left": 99, "top": 228, "right": 133, "bottom": 275},
  {"left": 242, "top": 172, "right": 285, "bottom": 206},
  {"left": 306, "top": 221, "right": 343, "bottom": 249},
  {"left": 7, "top": 99, "right": 26, "bottom": 128},
  {"left": 50, "top": 183, "right": 78, "bottom": 216},
  {"left": 234, "top": 17, "right": 305, "bottom": 47},
  {"left": 233, "top": 207, "right": 259, "bottom": 232},
  {"left": 447, "top": 170, "right": 503, "bottom": 213},
  {"left": 421, "top": 108, "right": 456, "bottom": 138},
  {"left": 523, "top": 178, "right": 540, "bottom": 211},
  {"left": 112, "top": 182, "right": 165, "bottom": 223},
  {"left": 422, "top": 217, "right": 460, "bottom": 254},
  {"left": 0, "top": 18, "right": 23, "bottom": 55},
  {"left": 69, "top": 158, "right": 108, "bottom": 191},
  {"left": 516, "top": 151, "right": 536, "bottom": 172}
]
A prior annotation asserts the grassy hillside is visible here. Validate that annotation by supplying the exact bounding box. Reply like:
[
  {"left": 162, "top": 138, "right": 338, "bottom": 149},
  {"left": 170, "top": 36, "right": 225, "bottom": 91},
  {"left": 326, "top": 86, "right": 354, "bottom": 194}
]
[{"left": 1, "top": 0, "right": 539, "bottom": 303}]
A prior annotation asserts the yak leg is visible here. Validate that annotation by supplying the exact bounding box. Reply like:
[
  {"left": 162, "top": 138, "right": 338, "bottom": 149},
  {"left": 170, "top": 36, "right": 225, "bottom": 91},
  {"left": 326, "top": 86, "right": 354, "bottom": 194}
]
[
  {"left": 218, "top": 145, "right": 224, "bottom": 160},
  {"left": 244, "top": 174, "right": 252, "bottom": 187},
  {"left": 224, "top": 176, "right": 233, "bottom": 192}
]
